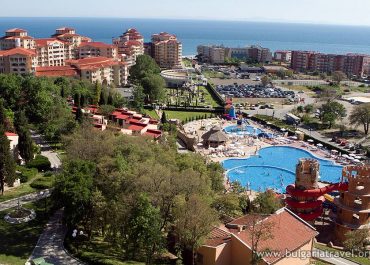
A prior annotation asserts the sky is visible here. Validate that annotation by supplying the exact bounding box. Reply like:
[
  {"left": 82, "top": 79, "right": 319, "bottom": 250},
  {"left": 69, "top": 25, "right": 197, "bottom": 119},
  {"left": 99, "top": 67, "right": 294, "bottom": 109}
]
[{"left": 1, "top": 0, "right": 370, "bottom": 26}]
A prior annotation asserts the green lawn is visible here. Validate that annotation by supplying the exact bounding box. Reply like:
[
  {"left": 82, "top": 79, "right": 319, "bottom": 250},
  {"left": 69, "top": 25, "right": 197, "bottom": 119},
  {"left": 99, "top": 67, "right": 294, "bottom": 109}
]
[
  {"left": 0, "top": 199, "right": 56, "bottom": 265},
  {"left": 197, "top": 86, "right": 222, "bottom": 107},
  {"left": 164, "top": 111, "right": 213, "bottom": 122},
  {"left": 66, "top": 236, "right": 145, "bottom": 265},
  {"left": 143, "top": 109, "right": 159, "bottom": 119},
  {"left": 315, "top": 243, "right": 370, "bottom": 265}
]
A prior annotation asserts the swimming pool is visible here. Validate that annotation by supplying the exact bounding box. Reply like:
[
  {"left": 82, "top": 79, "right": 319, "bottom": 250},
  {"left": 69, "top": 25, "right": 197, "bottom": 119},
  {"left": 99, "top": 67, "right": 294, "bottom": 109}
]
[
  {"left": 224, "top": 125, "right": 274, "bottom": 138},
  {"left": 223, "top": 146, "right": 343, "bottom": 193}
]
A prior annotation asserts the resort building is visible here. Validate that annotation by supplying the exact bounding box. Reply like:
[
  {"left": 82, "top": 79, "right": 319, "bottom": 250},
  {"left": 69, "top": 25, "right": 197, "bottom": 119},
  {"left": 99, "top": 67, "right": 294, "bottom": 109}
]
[
  {"left": 35, "top": 38, "right": 66, "bottom": 67},
  {"left": 0, "top": 28, "right": 35, "bottom": 50},
  {"left": 145, "top": 32, "right": 182, "bottom": 69},
  {"left": 0, "top": 48, "right": 37, "bottom": 74},
  {"left": 273, "top": 50, "right": 292, "bottom": 63},
  {"left": 113, "top": 28, "right": 144, "bottom": 66},
  {"left": 52, "top": 27, "right": 91, "bottom": 49},
  {"left": 66, "top": 57, "right": 128, "bottom": 86},
  {"left": 202, "top": 126, "right": 228, "bottom": 148},
  {"left": 78, "top": 42, "right": 118, "bottom": 59},
  {"left": 197, "top": 208, "right": 318, "bottom": 265},
  {"left": 290, "top": 50, "right": 370, "bottom": 77},
  {"left": 197, "top": 45, "right": 226, "bottom": 64}
]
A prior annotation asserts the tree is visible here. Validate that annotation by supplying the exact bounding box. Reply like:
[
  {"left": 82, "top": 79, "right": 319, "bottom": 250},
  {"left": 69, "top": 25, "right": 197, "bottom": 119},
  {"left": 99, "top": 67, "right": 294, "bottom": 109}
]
[
  {"left": 296, "top": 105, "right": 304, "bottom": 113},
  {"left": 261, "top": 75, "right": 271, "bottom": 87},
  {"left": 252, "top": 190, "right": 282, "bottom": 214},
  {"left": 332, "top": 71, "right": 346, "bottom": 85},
  {"left": 94, "top": 82, "right": 102, "bottom": 105},
  {"left": 99, "top": 105, "right": 115, "bottom": 118},
  {"left": 343, "top": 229, "right": 369, "bottom": 253},
  {"left": 14, "top": 111, "right": 33, "bottom": 163},
  {"left": 161, "top": 111, "right": 167, "bottom": 124},
  {"left": 0, "top": 125, "right": 16, "bottom": 195},
  {"left": 304, "top": 104, "right": 314, "bottom": 113},
  {"left": 132, "top": 85, "right": 145, "bottom": 111},
  {"left": 320, "top": 101, "right": 346, "bottom": 128},
  {"left": 54, "top": 159, "right": 95, "bottom": 226},
  {"left": 247, "top": 214, "right": 274, "bottom": 265},
  {"left": 129, "top": 55, "right": 161, "bottom": 82},
  {"left": 141, "top": 74, "right": 166, "bottom": 102},
  {"left": 174, "top": 195, "right": 217, "bottom": 265},
  {"left": 125, "top": 193, "right": 164, "bottom": 264},
  {"left": 349, "top": 103, "right": 370, "bottom": 135}
]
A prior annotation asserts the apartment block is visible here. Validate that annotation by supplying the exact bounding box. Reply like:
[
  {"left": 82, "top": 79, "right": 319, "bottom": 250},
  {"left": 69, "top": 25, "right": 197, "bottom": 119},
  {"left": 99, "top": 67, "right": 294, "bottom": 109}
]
[
  {"left": 145, "top": 32, "right": 182, "bottom": 69},
  {"left": 113, "top": 29, "right": 144, "bottom": 66},
  {"left": 0, "top": 28, "right": 35, "bottom": 50},
  {"left": 274, "top": 50, "right": 292, "bottom": 63},
  {"left": 78, "top": 42, "right": 117, "bottom": 59},
  {"left": 197, "top": 45, "right": 225, "bottom": 64},
  {"left": 291, "top": 50, "right": 370, "bottom": 77}
]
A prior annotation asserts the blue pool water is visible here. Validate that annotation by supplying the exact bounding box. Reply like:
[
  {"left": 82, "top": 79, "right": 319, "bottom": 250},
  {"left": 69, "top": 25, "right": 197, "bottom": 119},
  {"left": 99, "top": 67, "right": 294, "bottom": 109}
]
[
  {"left": 224, "top": 125, "right": 273, "bottom": 137},
  {"left": 223, "top": 146, "right": 343, "bottom": 193}
]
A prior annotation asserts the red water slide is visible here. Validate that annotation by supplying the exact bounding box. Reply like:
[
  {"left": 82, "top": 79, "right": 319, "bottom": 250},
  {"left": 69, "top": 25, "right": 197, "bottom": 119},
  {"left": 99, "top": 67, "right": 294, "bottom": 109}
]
[
  {"left": 286, "top": 182, "right": 348, "bottom": 197},
  {"left": 285, "top": 196, "right": 325, "bottom": 209}
]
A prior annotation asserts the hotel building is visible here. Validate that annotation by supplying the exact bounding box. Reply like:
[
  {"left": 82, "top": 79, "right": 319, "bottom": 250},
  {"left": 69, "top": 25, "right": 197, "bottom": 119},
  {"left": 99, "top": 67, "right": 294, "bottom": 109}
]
[
  {"left": 0, "top": 28, "right": 35, "bottom": 50},
  {"left": 0, "top": 28, "right": 128, "bottom": 85},
  {"left": 113, "top": 28, "right": 144, "bottom": 66},
  {"left": 274, "top": 50, "right": 292, "bottom": 63},
  {"left": 145, "top": 32, "right": 182, "bottom": 69}
]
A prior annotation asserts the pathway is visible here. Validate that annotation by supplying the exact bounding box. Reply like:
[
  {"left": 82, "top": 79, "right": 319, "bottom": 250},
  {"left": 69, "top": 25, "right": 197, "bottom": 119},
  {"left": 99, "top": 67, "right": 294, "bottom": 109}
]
[
  {"left": 28, "top": 209, "right": 83, "bottom": 265},
  {"left": 30, "top": 131, "right": 62, "bottom": 169},
  {"left": 313, "top": 248, "right": 360, "bottom": 265},
  {"left": 0, "top": 189, "right": 51, "bottom": 212}
]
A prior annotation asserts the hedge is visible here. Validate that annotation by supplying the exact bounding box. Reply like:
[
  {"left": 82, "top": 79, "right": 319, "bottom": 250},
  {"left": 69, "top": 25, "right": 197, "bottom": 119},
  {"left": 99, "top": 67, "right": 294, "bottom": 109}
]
[
  {"left": 26, "top": 155, "right": 51, "bottom": 171},
  {"left": 16, "top": 166, "right": 38, "bottom": 183},
  {"left": 30, "top": 177, "right": 54, "bottom": 189}
]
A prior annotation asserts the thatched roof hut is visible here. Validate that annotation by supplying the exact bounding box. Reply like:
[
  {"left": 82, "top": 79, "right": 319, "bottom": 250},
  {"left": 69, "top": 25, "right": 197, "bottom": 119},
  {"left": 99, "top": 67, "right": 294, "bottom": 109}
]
[{"left": 202, "top": 126, "right": 228, "bottom": 147}]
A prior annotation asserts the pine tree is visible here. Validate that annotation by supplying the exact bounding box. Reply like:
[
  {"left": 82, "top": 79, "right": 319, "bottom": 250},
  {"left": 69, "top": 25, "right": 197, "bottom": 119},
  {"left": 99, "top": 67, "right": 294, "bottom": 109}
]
[
  {"left": 74, "top": 93, "right": 81, "bottom": 107},
  {"left": 14, "top": 111, "right": 33, "bottom": 163},
  {"left": 76, "top": 108, "right": 84, "bottom": 124},
  {"left": 94, "top": 82, "right": 102, "bottom": 105},
  {"left": 0, "top": 125, "right": 16, "bottom": 195},
  {"left": 107, "top": 91, "right": 114, "bottom": 106},
  {"left": 161, "top": 112, "right": 167, "bottom": 124}
]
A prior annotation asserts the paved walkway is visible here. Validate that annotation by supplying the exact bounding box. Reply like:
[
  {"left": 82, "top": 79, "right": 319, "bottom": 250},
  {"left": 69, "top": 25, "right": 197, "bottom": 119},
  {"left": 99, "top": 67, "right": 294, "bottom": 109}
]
[
  {"left": 313, "top": 248, "right": 360, "bottom": 265},
  {"left": 28, "top": 209, "right": 83, "bottom": 265},
  {"left": 0, "top": 189, "right": 51, "bottom": 212},
  {"left": 31, "top": 131, "right": 62, "bottom": 169}
]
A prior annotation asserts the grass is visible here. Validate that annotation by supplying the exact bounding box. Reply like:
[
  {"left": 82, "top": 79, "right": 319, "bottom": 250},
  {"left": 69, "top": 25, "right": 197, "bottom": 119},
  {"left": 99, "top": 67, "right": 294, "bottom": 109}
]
[
  {"left": 315, "top": 243, "right": 370, "bottom": 265},
  {"left": 66, "top": 236, "right": 145, "bottom": 265},
  {"left": 163, "top": 110, "right": 213, "bottom": 122},
  {"left": 202, "top": 70, "right": 225, "bottom": 79},
  {"left": 0, "top": 198, "right": 56, "bottom": 265},
  {"left": 197, "top": 86, "right": 222, "bottom": 107},
  {"left": 0, "top": 171, "right": 43, "bottom": 203},
  {"left": 143, "top": 109, "right": 159, "bottom": 119},
  {"left": 254, "top": 114, "right": 296, "bottom": 131}
]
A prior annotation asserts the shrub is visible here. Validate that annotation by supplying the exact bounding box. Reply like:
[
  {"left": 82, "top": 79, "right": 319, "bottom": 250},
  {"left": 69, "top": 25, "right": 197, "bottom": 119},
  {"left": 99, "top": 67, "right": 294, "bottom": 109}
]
[
  {"left": 43, "top": 171, "right": 54, "bottom": 178},
  {"left": 27, "top": 155, "right": 51, "bottom": 171},
  {"left": 16, "top": 166, "right": 38, "bottom": 183},
  {"left": 30, "top": 177, "right": 54, "bottom": 189}
]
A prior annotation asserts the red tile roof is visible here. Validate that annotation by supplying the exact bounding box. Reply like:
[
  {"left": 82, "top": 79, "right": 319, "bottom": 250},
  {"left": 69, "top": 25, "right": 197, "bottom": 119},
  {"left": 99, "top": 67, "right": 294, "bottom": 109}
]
[
  {"left": 235, "top": 209, "right": 318, "bottom": 264},
  {"left": 66, "top": 57, "right": 119, "bottom": 71},
  {"left": 128, "top": 124, "right": 146, "bottom": 131},
  {"left": 35, "top": 38, "right": 64, "bottom": 47},
  {"left": 0, "top": 48, "right": 36, "bottom": 57},
  {"left": 203, "top": 227, "right": 231, "bottom": 247},
  {"left": 35, "top": 66, "right": 78, "bottom": 77},
  {"left": 6, "top": 28, "right": 27, "bottom": 33},
  {"left": 5, "top": 132, "right": 17, "bottom": 136}
]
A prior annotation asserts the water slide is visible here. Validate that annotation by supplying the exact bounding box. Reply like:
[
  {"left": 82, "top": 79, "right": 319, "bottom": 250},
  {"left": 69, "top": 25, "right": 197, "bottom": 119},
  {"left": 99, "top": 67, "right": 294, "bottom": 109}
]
[
  {"left": 285, "top": 182, "right": 348, "bottom": 221},
  {"left": 286, "top": 182, "right": 348, "bottom": 197}
]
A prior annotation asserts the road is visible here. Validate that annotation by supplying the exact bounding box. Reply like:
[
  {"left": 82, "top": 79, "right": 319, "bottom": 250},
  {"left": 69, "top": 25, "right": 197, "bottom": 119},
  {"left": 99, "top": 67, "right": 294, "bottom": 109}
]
[
  {"left": 313, "top": 248, "right": 360, "bottom": 265},
  {"left": 0, "top": 189, "right": 52, "bottom": 211},
  {"left": 28, "top": 209, "right": 84, "bottom": 265},
  {"left": 31, "top": 131, "right": 62, "bottom": 169}
]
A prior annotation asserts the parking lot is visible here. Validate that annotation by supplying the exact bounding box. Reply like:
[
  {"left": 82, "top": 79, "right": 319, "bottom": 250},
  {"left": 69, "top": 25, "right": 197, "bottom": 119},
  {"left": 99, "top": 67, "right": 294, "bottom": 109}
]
[{"left": 215, "top": 83, "right": 296, "bottom": 99}]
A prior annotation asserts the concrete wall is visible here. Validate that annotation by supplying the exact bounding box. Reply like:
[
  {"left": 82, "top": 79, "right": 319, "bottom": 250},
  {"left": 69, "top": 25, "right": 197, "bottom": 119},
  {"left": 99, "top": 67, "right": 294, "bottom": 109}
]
[{"left": 274, "top": 240, "right": 313, "bottom": 265}]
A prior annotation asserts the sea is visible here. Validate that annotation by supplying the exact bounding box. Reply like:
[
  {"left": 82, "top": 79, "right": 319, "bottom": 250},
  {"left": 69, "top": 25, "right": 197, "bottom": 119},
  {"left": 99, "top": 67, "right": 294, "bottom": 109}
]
[{"left": 1, "top": 17, "right": 370, "bottom": 56}]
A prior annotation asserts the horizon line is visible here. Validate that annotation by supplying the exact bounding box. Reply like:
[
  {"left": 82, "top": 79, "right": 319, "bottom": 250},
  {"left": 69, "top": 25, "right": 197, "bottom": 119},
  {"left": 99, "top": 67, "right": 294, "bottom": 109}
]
[{"left": 1, "top": 16, "right": 370, "bottom": 28}]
